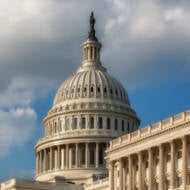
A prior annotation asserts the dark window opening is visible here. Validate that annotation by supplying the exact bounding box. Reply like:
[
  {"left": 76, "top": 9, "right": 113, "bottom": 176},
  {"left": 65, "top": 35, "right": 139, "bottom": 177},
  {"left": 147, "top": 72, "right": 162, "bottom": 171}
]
[
  {"left": 107, "top": 118, "right": 111, "bottom": 129},
  {"left": 90, "top": 117, "right": 94, "bottom": 129},
  {"left": 99, "top": 148, "right": 103, "bottom": 165},
  {"left": 81, "top": 117, "right": 86, "bottom": 129},
  {"left": 91, "top": 87, "right": 94, "bottom": 93},
  {"left": 122, "top": 120, "right": 124, "bottom": 131},
  {"left": 115, "top": 119, "right": 118, "bottom": 130},
  {"left": 98, "top": 117, "right": 103, "bottom": 129}
]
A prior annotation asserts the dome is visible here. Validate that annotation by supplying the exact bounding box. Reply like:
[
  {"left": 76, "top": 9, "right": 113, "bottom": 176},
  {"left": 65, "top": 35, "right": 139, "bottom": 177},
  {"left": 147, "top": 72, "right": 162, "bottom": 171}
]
[
  {"left": 53, "top": 67, "right": 130, "bottom": 107},
  {"left": 35, "top": 12, "right": 140, "bottom": 185}
]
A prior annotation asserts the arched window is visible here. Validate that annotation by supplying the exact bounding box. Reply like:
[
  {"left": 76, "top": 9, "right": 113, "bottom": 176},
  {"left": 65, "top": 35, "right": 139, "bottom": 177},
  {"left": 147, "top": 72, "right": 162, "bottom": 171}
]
[{"left": 90, "top": 86, "right": 94, "bottom": 93}]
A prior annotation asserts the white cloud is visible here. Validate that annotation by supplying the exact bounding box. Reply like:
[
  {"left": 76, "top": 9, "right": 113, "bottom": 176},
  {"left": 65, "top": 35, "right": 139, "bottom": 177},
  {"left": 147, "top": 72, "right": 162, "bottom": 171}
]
[
  {"left": 0, "top": 0, "right": 189, "bottom": 158},
  {"left": 0, "top": 107, "right": 37, "bottom": 157}
]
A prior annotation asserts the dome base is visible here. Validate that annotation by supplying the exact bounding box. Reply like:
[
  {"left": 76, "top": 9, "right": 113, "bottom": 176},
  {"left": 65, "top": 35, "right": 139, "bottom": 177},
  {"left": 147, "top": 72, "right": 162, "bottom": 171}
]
[{"left": 35, "top": 168, "right": 108, "bottom": 185}]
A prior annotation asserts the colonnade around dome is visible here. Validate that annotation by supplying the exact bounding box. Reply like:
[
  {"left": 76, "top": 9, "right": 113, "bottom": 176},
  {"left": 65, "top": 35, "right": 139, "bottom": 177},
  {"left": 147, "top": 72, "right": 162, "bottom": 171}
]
[{"left": 36, "top": 142, "right": 107, "bottom": 179}]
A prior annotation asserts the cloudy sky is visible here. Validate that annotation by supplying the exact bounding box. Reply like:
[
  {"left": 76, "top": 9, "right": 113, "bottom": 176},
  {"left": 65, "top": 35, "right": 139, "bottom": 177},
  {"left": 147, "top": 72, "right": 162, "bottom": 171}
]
[{"left": 0, "top": 0, "right": 190, "bottom": 182}]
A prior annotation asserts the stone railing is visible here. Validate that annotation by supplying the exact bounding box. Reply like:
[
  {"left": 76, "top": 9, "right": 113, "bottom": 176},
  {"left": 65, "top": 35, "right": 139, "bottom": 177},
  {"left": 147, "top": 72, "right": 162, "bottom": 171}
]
[
  {"left": 85, "top": 178, "right": 109, "bottom": 190},
  {"left": 109, "top": 110, "right": 190, "bottom": 149}
]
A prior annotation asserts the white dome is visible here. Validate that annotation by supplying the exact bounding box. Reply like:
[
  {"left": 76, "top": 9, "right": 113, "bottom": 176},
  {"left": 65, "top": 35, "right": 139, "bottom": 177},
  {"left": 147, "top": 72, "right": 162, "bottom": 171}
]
[
  {"left": 35, "top": 13, "right": 140, "bottom": 184},
  {"left": 53, "top": 67, "right": 130, "bottom": 107}
]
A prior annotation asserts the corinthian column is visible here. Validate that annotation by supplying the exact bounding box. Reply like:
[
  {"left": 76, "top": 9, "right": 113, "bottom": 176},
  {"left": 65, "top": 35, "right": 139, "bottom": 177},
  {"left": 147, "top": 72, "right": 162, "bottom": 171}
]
[
  {"left": 119, "top": 158, "right": 123, "bottom": 190},
  {"left": 85, "top": 143, "right": 89, "bottom": 168},
  {"left": 170, "top": 140, "right": 175, "bottom": 190},
  {"left": 109, "top": 161, "right": 114, "bottom": 190},
  {"left": 182, "top": 136, "right": 187, "bottom": 187},
  {"left": 75, "top": 143, "right": 78, "bottom": 168},
  {"left": 128, "top": 155, "right": 132, "bottom": 190},
  {"left": 159, "top": 144, "right": 164, "bottom": 190},
  {"left": 148, "top": 148, "right": 153, "bottom": 190},
  {"left": 95, "top": 143, "right": 99, "bottom": 168},
  {"left": 138, "top": 152, "right": 142, "bottom": 190},
  {"left": 57, "top": 145, "right": 60, "bottom": 169}
]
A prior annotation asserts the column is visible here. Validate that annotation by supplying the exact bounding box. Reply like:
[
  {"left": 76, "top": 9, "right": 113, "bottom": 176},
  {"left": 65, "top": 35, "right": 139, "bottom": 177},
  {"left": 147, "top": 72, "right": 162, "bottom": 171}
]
[
  {"left": 182, "top": 136, "right": 187, "bottom": 187},
  {"left": 85, "top": 143, "right": 89, "bottom": 168},
  {"left": 159, "top": 144, "right": 164, "bottom": 190},
  {"left": 96, "top": 143, "right": 99, "bottom": 168},
  {"left": 128, "top": 155, "right": 132, "bottom": 190},
  {"left": 54, "top": 149, "right": 57, "bottom": 169},
  {"left": 138, "top": 152, "right": 142, "bottom": 190},
  {"left": 44, "top": 149, "right": 47, "bottom": 172},
  {"left": 57, "top": 145, "right": 60, "bottom": 169},
  {"left": 148, "top": 148, "right": 153, "bottom": 190},
  {"left": 109, "top": 161, "right": 114, "bottom": 190},
  {"left": 69, "top": 147, "right": 72, "bottom": 168},
  {"left": 119, "top": 158, "right": 124, "bottom": 190},
  {"left": 170, "top": 140, "right": 175, "bottom": 190},
  {"left": 75, "top": 143, "right": 78, "bottom": 168},
  {"left": 66, "top": 144, "right": 69, "bottom": 169},
  {"left": 50, "top": 147, "right": 52, "bottom": 170},
  {"left": 36, "top": 153, "right": 39, "bottom": 174},
  {"left": 61, "top": 148, "right": 65, "bottom": 169},
  {"left": 39, "top": 151, "right": 42, "bottom": 173}
]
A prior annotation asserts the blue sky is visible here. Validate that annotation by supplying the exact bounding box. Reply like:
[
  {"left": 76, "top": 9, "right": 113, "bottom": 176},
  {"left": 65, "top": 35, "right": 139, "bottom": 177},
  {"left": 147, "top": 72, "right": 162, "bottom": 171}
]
[{"left": 1, "top": 0, "right": 190, "bottom": 182}]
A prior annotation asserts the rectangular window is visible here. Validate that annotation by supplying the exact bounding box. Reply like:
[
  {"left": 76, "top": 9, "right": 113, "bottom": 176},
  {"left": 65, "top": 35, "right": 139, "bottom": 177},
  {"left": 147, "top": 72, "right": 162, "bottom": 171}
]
[
  {"left": 81, "top": 117, "right": 86, "bottom": 129},
  {"left": 115, "top": 119, "right": 118, "bottom": 130},
  {"left": 107, "top": 118, "right": 111, "bottom": 129},
  {"left": 122, "top": 120, "right": 124, "bottom": 132},
  {"left": 98, "top": 117, "right": 103, "bottom": 129},
  {"left": 99, "top": 148, "right": 103, "bottom": 165},
  {"left": 73, "top": 118, "right": 77, "bottom": 129},
  {"left": 90, "top": 117, "right": 94, "bottom": 129}
]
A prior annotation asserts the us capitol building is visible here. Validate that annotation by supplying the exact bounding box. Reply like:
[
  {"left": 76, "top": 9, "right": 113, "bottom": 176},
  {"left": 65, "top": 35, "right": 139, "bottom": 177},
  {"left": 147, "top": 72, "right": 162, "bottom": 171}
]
[{"left": 1, "top": 13, "right": 190, "bottom": 190}]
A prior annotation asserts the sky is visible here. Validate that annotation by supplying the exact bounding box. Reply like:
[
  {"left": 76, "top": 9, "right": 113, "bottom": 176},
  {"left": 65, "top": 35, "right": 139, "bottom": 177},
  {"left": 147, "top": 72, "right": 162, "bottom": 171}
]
[{"left": 0, "top": 0, "right": 190, "bottom": 182}]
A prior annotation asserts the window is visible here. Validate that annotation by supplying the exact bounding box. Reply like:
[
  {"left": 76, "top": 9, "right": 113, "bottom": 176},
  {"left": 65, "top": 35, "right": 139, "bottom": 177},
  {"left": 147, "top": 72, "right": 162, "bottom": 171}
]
[
  {"left": 115, "top": 90, "right": 118, "bottom": 96},
  {"left": 73, "top": 118, "right": 77, "bottom": 129},
  {"left": 107, "top": 118, "right": 111, "bottom": 129},
  {"left": 99, "top": 148, "right": 103, "bottom": 165},
  {"left": 81, "top": 117, "right": 86, "bottom": 129},
  {"left": 98, "top": 117, "right": 103, "bottom": 129},
  {"left": 90, "top": 87, "right": 94, "bottom": 93},
  {"left": 89, "top": 148, "right": 95, "bottom": 165},
  {"left": 84, "top": 87, "right": 87, "bottom": 92},
  {"left": 127, "top": 120, "right": 130, "bottom": 132},
  {"left": 110, "top": 89, "right": 113, "bottom": 94},
  {"left": 122, "top": 120, "right": 124, "bottom": 132},
  {"left": 90, "top": 117, "right": 94, "bottom": 129},
  {"left": 115, "top": 119, "right": 118, "bottom": 130},
  {"left": 97, "top": 87, "right": 100, "bottom": 93},
  {"left": 104, "top": 87, "right": 107, "bottom": 93},
  {"left": 65, "top": 118, "right": 70, "bottom": 130}
]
